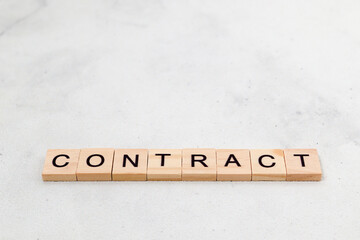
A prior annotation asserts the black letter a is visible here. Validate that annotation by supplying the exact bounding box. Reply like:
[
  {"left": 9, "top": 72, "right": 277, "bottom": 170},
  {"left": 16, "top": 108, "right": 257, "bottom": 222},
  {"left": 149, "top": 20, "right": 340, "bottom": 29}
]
[{"left": 224, "top": 154, "right": 241, "bottom": 167}]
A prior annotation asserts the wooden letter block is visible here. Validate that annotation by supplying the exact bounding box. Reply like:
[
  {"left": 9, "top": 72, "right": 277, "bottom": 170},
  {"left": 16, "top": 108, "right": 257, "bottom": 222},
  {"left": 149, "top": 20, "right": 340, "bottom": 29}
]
[
  {"left": 284, "top": 149, "right": 322, "bottom": 181},
  {"left": 76, "top": 148, "right": 114, "bottom": 181},
  {"left": 250, "top": 149, "right": 286, "bottom": 181},
  {"left": 42, "top": 149, "right": 80, "bottom": 181},
  {"left": 216, "top": 149, "right": 251, "bottom": 181},
  {"left": 112, "top": 149, "right": 148, "bottom": 181},
  {"left": 182, "top": 149, "right": 216, "bottom": 181},
  {"left": 147, "top": 149, "right": 182, "bottom": 181}
]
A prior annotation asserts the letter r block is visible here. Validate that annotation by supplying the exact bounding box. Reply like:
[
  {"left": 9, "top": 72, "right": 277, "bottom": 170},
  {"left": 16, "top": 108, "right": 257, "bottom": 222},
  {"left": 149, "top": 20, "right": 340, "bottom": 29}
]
[
  {"left": 284, "top": 149, "right": 322, "bottom": 181},
  {"left": 182, "top": 149, "right": 216, "bottom": 181},
  {"left": 42, "top": 149, "right": 80, "bottom": 181}
]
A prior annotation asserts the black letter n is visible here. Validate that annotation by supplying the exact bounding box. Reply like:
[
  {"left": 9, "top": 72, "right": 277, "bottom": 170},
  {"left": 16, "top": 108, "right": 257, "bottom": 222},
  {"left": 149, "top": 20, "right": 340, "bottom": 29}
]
[{"left": 123, "top": 154, "right": 139, "bottom": 167}]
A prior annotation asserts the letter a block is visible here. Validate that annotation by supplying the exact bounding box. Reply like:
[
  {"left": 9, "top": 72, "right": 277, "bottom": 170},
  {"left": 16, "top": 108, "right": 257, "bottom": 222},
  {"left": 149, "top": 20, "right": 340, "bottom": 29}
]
[
  {"left": 42, "top": 149, "right": 80, "bottom": 181},
  {"left": 250, "top": 149, "right": 286, "bottom": 181},
  {"left": 284, "top": 149, "right": 322, "bottom": 181},
  {"left": 182, "top": 149, "right": 216, "bottom": 181},
  {"left": 112, "top": 149, "right": 148, "bottom": 181},
  {"left": 216, "top": 149, "right": 251, "bottom": 181},
  {"left": 76, "top": 148, "right": 114, "bottom": 181},
  {"left": 147, "top": 149, "right": 182, "bottom": 181}
]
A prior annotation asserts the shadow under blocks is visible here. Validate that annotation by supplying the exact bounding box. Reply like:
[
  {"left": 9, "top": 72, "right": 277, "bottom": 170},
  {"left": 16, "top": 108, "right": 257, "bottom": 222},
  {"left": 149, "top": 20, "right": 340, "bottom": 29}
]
[{"left": 42, "top": 148, "right": 322, "bottom": 181}]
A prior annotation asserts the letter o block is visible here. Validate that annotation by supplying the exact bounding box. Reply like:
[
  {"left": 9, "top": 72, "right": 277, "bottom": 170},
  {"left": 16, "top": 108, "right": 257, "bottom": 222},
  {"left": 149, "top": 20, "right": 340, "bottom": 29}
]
[{"left": 76, "top": 148, "right": 114, "bottom": 181}]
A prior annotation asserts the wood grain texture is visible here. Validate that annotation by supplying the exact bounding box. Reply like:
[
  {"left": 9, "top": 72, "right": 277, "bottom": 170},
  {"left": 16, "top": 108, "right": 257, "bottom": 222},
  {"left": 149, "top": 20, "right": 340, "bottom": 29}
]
[
  {"left": 76, "top": 148, "right": 114, "bottom": 181},
  {"left": 147, "top": 149, "right": 182, "bottom": 181},
  {"left": 182, "top": 148, "right": 216, "bottom": 181},
  {"left": 43, "top": 148, "right": 321, "bottom": 182},
  {"left": 216, "top": 149, "right": 251, "bottom": 181},
  {"left": 42, "top": 149, "right": 80, "bottom": 181},
  {"left": 112, "top": 149, "right": 148, "bottom": 181},
  {"left": 284, "top": 149, "right": 322, "bottom": 181},
  {"left": 250, "top": 149, "right": 286, "bottom": 181}
]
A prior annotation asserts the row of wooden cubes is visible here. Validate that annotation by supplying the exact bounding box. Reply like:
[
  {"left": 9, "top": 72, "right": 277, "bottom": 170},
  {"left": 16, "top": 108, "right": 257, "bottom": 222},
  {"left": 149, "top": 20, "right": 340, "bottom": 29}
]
[{"left": 42, "top": 148, "right": 322, "bottom": 181}]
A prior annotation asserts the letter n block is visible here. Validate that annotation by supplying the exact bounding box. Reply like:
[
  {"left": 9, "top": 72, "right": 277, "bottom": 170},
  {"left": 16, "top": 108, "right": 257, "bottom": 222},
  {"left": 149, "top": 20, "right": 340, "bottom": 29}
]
[
  {"left": 112, "top": 149, "right": 148, "bottom": 181},
  {"left": 284, "top": 149, "right": 322, "bottom": 181},
  {"left": 76, "top": 148, "right": 114, "bottom": 181},
  {"left": 42, "top": 149, "right": 80, "bottom": 181},
  {"left": 250, "top": 149, "right": 286, "bottom": 181},
  {"left": 182, "top": 148, "right": 216, "bottom": 181}
]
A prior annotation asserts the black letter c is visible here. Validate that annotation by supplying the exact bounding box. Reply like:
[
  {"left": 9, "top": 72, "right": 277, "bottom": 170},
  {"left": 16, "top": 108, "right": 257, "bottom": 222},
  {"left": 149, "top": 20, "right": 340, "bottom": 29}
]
[
  {"left": 258, "top": 155, "right": 276, "bottom": 168},
  {"left": 52, "top": 154, "right": 70, "bottom": 168}
]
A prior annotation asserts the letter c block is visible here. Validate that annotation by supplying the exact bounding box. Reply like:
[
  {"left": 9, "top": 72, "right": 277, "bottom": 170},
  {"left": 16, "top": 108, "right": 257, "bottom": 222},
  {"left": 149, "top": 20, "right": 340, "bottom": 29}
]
[
  {"left": 42, "top": 149, "right": 80, "bottom": 181},
  {"left": 250, "top": 149, "right": 286, "bottom": 181}
]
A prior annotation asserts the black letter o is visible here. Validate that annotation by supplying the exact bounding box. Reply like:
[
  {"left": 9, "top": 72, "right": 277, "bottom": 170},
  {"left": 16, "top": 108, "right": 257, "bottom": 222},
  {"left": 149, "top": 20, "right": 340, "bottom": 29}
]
[{"left": 86, "top": 154, "right": 105, "bottom": 167}]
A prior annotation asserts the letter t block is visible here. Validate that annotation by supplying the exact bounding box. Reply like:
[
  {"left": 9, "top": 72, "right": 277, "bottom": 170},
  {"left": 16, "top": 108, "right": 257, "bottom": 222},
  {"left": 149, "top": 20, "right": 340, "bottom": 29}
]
[{"left": 284, "top": 149, "right": 322, "bottom": 181}]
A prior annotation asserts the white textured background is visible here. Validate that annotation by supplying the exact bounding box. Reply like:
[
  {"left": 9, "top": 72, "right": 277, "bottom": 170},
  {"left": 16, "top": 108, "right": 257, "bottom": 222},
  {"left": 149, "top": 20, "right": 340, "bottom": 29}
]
[{"left": 1, "top": 0, "right": 359, "bottom": 239}]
